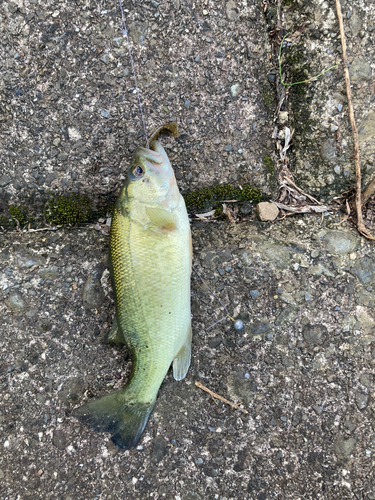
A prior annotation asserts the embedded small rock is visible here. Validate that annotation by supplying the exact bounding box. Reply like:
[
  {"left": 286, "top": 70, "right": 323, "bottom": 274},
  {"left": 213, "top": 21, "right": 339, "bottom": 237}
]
[
  {"left": 226, "top": 0, "right": 239, "bottom": 21},
  {"left": 52, "top": 429, "right": 68, "bottom": 450},
  {"left": 230, "top": 83, "right": 242, "bottom": 97},
  {"left": 255, "top": 202, "right": 279, "bottom": 221},
  {"left": 359, "top": 110, "right": 375, "bottom": 144},
  {"left": 349, "top": 57, "right": 372, "bottom": 82},
  {"left": 82, "top": 265, "right": 105, "bottom": 309},
  {"left": 334, "top": 436, "right": 356, "bottom": 459},
  {"left": 5, "top": 292, "right": 27, "bottom": 312},
  {"left": 0, "top": 174, "right": 11, "bottom": 187},
  {"left": 38, "top": 267, "right": 60, "bottom": 280},
  {"left": 350, "top": 256, "right": 375, "bottom": 284},
  {"left": 152, "top": 436, "right": 168, "bottom": 463},
  {"left": 355, "top": 392, "right": 369, "bottom": 411},
  {"left": 320, "top": 139, "right": 336, "bottom": 163},
  {"left": 318, "top": 230, "right": 358, "bottom": 255},
  {"left": 302, "top": 324, "right": 327, "bottom": 345}
]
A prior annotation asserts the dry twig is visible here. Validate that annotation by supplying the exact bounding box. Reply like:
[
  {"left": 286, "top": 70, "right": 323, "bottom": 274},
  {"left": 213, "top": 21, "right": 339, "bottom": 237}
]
[
  {"left": 195, "top": 381, "right": 248, "bottom": 414},
  {"left": 335, "top": 0, "right": 374, "bottom": 240}
]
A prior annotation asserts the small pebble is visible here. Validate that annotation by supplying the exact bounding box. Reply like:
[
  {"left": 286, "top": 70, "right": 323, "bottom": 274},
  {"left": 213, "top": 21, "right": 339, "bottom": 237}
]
[
  {"left": 101, "top": 110, "right": 109, "bottom": 118},
  {"left": 234, "top": 319, "right": 244, "bottom": 330},
  {"left": 225, "top": 145, "right": 232, "bottom": 152},
  {"left": 250, "top": 290, "right": 259, "bottom": 299},
  {"left": 337, "top": 104, "right": 343, "bottom": 112}
]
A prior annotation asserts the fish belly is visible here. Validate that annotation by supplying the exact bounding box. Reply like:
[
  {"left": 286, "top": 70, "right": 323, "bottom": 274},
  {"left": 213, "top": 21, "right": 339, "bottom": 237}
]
[{"left": 110, "top": 202, "right": 191, "bottom": 401}]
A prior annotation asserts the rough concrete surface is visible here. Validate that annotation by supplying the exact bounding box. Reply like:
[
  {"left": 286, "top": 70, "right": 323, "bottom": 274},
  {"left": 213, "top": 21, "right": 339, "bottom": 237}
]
[{"left": 1, "top": 0, "right": 375, "bottom": 499}]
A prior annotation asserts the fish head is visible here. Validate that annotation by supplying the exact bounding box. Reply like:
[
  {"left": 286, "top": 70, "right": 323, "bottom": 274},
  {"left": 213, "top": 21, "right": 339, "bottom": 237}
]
[{"left": 126, "top": 140, "right": 179, "bottom": 207}]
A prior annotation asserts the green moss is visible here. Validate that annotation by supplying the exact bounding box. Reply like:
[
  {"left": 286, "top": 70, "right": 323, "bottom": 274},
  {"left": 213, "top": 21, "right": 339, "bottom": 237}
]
[
  {"left": 45, "top": 194, "right": 91, "bottom": 225},
  {"left": 262, "top": 89, "right": 273, "bottom": 110},
  {"left": 9, "top": 205, "right": 29, "bottom": 226},
  {"left": 183, "top": 187, "right": 213, "bottom": 210},
  {"left": 214, "top": 206, "right": 227, "bottom": 221},
  {"left": 285, "top": 49, "right": 304, "bottom": 66},
  {"left": 183, "top": 183, "right": 262, "bottom": 211},
  {"left": 263, "top": 155, "right": 274, "bottom": 175},
  {"left": 283, "top": 0, "right": 293, "bottom": 5},
  {"left": 237, "top": 184, "right": 262, "bottom": 202}
]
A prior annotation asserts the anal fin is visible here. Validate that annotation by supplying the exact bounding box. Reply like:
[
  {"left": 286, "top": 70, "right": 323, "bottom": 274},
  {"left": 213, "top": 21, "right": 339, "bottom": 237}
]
[
  {"left": 106, "top": 316, "right": 125, "bottom": 344},
  {"left": 173, "top": 322, "right": 192, "bottom": 381}
]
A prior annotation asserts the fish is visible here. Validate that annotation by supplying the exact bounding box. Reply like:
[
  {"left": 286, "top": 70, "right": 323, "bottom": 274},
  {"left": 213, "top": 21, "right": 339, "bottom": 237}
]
[{"left": 72, "top": 124, "right": 192, "bottom": 449}]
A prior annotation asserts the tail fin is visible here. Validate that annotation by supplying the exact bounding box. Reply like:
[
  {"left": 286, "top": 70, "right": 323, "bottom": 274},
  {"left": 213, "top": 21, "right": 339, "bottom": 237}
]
[{"left": 72, "top": 390, "right": 155, "bottom": 449}]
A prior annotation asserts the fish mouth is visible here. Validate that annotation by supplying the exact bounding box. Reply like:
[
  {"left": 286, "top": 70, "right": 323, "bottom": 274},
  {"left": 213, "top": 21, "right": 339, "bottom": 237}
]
[
  {"left": 134, "top": 146, "right": 163, "bottom": 173},
  {"left": 134, "top": 141, "right": 170, "bottom": 173}
]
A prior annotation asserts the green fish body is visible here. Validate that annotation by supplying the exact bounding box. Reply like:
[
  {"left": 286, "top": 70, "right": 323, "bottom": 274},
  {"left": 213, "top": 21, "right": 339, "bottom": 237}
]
[{"left": 73, "top": 139, "right": 192, "bottom": 449}]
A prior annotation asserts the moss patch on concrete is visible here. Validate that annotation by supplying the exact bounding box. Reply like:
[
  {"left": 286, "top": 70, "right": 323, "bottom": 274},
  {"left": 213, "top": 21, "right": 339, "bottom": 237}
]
[
  {"left": 44, "top": 194, "right": 91, "bottom": 225},
  {"left": 183, "top": 183, "right": 262, "bottom": 211}
]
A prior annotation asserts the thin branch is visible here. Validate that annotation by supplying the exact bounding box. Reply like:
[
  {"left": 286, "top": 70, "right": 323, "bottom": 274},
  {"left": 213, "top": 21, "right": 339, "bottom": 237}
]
[
  {"left": 195, "top": 381, "right": 248, "bottom": 414},
  {"left": 335, "top": 0, "right": 374, "bottom": 240}
]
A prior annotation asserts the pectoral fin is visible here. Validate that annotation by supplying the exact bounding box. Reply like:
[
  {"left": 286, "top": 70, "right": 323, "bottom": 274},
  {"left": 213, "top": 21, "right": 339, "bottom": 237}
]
[
  {"left": 173, "top": 323, "right": 192, "bottom": 381},
  {"left": 146, "top": 206, "right": 177, "bottom": 230},
  {"left": 106, "top": 316, "right": 125, "bottom": 344}
]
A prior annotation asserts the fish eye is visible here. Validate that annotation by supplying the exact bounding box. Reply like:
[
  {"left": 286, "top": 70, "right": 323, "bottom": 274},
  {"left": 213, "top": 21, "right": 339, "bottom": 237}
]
[{"left": 132, "top": 165, "right": 144, "bottom": 178}]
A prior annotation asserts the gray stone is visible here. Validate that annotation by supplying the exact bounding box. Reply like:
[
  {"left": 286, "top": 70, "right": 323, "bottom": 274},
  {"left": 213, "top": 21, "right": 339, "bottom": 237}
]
[
  {"left": 334, "top": 436, "right": 356, "bottom": 459},
  {"left": 39, "top": 267, "right": 60, "bottom": 280},
  {"left": 350, "top": 256, "right": 375, "bottom": 284},
  {"left": 302, "top": 324, "right": 327, "bottom": 345},
  {"left": 52, "top": 429, "right": 68, "bottom": 450},
  {"left": 318, "top": 230, "right": 358, "bottom": 255},
  {"left": 202, "top": 249, "right": 232, "bottom": 270},
  {"left": 82, "top": 266, "right": 105, "bottom": 309},
  {"left": 58, "top": 378, "right": 85, "bottom": 403},
  {"left": 15, "top": 250, "right": 46, "bottom": 269},
  {"left": 359, "top": 373, "right": 372, "bottom": 387},
  {"left": 355, "top": 392, "right": 369, "bottom": 411},
  {"left": 230, "top": 83, "right": 243, "bottom": 97},
  {"left": 260, "top": 244, "right": 295, "bottom": 270},
  {"left": 152, "top": 436, "right": 168, "bottom": 463},
  {"left": 320, "top": 139, "right": 336, "bottom": 163},
  {"left": 349, "top": 57, "right": 372, "bottom": 82},
  {"left": 129, "top": 21, "right": 148, "bottom": 46},
  {"left": 359, "top": 110, "right": 375, "bottom": 144},
  {"left": 226, "top": 1, "right": 239, "bottom": 21},
  {"left": 250, "top": 320, "right": 271, "bottom": 337},
  {"left": 227, "top": 371, "right": 257, "bottom": 405},
  {"left": 0, "top": 174, "right": 11, "bottom": 187},
  {"left": 349, "top": 8, "right": 362, "bottom": 36},
  {"left": 4, "top": 292, "right": 27, "bottom": 312}
]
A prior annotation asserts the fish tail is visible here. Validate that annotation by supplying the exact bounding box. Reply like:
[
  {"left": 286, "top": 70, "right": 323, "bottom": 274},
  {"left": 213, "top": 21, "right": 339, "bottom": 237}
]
[{"left": 72, "top": 389, "right": 155, "bottom": 449}]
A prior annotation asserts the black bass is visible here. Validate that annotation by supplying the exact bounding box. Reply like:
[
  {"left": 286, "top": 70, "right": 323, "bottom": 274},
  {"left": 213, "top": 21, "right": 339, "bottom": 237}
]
[{"left": 73, "top": 125, "right": 192, "bottom": 449}]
